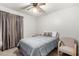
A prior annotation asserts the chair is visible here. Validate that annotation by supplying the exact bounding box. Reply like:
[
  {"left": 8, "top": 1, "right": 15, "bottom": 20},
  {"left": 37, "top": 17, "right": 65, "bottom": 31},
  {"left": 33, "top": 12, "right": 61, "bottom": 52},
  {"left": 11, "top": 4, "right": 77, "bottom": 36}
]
[{"left": 58, "top": 37, "right": 77, "bottom": 56}]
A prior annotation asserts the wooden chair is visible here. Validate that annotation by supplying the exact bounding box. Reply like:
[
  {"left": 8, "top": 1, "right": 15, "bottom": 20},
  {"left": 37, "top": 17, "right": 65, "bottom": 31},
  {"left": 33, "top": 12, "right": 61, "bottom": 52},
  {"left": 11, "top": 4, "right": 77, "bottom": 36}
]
[{"left": 58, "top": 37, "right": 77, "bottom": 56}]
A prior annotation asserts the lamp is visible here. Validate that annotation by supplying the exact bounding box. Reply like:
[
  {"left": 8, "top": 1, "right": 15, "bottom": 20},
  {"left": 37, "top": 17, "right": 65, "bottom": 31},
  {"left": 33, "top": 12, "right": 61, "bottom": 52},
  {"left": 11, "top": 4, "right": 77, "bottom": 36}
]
[{"left": 32, "top": 7, "right": 39, "bottom": 14}]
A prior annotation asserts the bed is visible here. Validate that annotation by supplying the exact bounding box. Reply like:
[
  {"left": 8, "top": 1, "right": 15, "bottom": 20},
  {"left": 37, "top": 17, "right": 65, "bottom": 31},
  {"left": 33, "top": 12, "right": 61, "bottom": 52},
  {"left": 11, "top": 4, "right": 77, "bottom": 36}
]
[
  {"left": 17, "top": 32, "right": 59, "bottom": 56},
  {"left": 18, "top": 32, "right": 58, "bottom": 56}
]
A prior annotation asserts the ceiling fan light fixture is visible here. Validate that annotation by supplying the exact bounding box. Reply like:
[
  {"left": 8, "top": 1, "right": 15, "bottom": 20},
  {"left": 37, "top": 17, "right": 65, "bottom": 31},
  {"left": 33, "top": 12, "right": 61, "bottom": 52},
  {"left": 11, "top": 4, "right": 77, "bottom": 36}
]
[
  {"left": 33, "top": 3, "right": 38, "bottom": 7},
  {"left": 21, "top": 3, "right": 46, "bottom": 15},
  {"left": 32, "top": 7, "right": 39, "bottom": 14}
]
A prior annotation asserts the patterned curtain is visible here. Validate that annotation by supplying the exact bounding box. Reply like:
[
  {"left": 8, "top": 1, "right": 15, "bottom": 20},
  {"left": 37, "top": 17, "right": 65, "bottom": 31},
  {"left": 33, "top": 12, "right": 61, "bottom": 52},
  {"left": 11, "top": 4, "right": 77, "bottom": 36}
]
[{"left": 0, "top": 11, "right": 23, "bottom": 51}]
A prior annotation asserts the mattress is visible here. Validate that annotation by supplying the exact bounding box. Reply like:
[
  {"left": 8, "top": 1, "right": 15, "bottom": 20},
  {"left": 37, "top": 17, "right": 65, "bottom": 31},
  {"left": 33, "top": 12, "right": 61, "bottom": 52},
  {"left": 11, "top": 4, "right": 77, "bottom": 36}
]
[{"left": 18, "top": 36, "right": 57, "bottom": 56}]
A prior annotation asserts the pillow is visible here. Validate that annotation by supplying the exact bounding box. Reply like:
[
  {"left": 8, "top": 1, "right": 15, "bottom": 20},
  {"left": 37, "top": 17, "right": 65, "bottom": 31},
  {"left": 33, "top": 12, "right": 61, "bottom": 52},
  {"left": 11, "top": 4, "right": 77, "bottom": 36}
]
[
  {"left": 48, "top": 32, "right": 52, "bottom": 37},
  {"left": 52, "top": 32, "right": 58, "bottom": 38},
  {"left": 43, "top": 32, "right": 48, "bottom": 36},
  {"left": 40, "top": 32, "right": 59, "bottom": 38}
]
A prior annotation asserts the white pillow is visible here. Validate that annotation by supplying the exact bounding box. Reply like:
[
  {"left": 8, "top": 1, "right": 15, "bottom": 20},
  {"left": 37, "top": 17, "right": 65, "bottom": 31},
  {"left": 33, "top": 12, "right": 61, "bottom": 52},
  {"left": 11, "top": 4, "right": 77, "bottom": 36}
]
[
  {"left": 40, "top": 32, "right": 59, "bottom": 38},
  {"left": 52, "top": 32, "right": 58, "bottom": 37}
]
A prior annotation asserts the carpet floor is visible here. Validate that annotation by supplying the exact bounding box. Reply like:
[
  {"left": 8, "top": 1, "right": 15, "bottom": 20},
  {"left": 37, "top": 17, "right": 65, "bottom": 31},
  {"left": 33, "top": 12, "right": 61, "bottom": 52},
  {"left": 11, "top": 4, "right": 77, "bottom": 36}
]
[{"left": 0, "top": 47, "right": 71, "bottom": 56}]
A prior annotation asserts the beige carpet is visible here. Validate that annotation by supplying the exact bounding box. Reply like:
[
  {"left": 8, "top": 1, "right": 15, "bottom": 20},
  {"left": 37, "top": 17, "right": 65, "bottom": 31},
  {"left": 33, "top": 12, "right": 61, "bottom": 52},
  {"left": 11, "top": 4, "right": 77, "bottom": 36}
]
[
  {"left": 0, "top": 48, "right": 22, "bottom": 56},
  {"left": 0, "top": 47, "right": 71, "bottom": 56}
]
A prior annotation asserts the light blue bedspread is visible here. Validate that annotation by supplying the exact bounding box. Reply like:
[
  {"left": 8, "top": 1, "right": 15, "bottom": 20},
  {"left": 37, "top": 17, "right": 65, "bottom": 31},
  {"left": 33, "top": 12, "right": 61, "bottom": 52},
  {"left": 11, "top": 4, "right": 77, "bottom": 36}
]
[{"left": 18, "top": 36, "right": 57, "bottom": 56}]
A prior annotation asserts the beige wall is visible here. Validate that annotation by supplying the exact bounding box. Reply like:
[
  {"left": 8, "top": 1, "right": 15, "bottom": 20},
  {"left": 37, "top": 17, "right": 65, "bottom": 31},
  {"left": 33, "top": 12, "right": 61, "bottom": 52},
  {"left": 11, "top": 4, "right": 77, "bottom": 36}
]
[{"left": 37, "top": 6, "right": 79, "bottom": 42}]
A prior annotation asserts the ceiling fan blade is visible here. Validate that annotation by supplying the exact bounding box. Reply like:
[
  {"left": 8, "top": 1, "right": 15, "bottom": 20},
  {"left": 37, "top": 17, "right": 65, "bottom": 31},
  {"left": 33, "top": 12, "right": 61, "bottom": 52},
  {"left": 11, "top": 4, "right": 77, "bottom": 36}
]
[
  {"left": 38, "top": 3, "right": 45, "bottom": 6},
  {"left": 36, "top": 6, "right": 46, "bottom": 14},
  {"left": 21, "top": 4, "right": 32, "bottom": 9},
  {"left": 26, "top": 6, "right": 34, "bottom": 10}
]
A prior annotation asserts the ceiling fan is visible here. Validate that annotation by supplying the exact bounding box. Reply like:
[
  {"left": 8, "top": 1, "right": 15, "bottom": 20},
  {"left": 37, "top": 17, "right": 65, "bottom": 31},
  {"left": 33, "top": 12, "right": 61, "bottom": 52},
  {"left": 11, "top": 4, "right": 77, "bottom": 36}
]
[{"left": 21, "top": 3, "right": 46, "bottom": 14}]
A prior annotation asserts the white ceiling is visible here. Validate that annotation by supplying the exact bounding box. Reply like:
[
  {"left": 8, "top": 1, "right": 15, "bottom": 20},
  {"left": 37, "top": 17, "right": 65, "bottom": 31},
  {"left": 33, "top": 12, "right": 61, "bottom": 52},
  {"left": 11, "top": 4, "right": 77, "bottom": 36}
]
[{"left": 0, "top": 3, "right": 79, "bottom": 16}]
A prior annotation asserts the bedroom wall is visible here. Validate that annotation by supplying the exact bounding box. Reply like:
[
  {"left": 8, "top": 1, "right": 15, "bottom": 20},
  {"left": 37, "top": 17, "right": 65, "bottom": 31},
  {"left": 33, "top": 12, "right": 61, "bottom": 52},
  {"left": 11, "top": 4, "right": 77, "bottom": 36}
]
[
  {"left": 37, "top": 6, "right": 79, "bottom": 43},
  {"left": 0, "top": 5, "right": 37, "bottom": 42}
]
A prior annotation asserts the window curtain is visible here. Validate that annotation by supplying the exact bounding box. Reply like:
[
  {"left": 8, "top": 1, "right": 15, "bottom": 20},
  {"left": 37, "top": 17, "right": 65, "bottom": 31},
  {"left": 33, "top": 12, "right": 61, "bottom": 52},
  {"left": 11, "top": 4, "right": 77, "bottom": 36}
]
[{"left": 0, "top": 11, "right": 23, "bottom": 51}]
